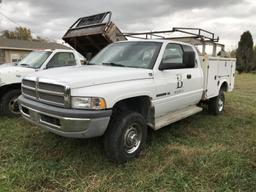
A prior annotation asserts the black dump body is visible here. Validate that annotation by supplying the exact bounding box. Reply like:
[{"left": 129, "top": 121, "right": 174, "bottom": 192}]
[{"left": 62, "top": 12, "right": 127, "bottom": 57}]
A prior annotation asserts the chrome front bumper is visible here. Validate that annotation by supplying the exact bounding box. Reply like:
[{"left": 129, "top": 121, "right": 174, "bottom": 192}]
[{"left": 18, "top": 96, "right": 112, "bottom": 138}]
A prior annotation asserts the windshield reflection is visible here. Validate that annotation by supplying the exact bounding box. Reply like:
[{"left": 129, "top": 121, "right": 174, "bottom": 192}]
[{"left": 18, "top": 51, "right": 52, "bottom": 69}]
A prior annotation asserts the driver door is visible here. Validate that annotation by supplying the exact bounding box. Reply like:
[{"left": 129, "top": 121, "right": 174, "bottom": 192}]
[{"left": 154, "top": 43, "right": 203, "bottom": 117}]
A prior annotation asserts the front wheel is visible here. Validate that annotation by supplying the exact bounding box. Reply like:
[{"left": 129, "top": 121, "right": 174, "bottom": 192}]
[
  {"left": 104, "top": 111, "right": 147, "bottom": 163},
  {"left": 208, "top": 89, "right": 225, "bottom": 115},
  {"left": 1, "top": 89, "right": 21, "bottom": 117}
]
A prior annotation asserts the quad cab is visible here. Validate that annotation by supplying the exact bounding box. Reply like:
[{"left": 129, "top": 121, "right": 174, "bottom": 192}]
[{"left": 19, "top": 12, "right": 236, "bottom": 163}]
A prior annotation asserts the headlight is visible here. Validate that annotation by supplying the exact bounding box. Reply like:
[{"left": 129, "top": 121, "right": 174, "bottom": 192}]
[{"left": 71, "top": 97, "right": 106, "bottom": 110}]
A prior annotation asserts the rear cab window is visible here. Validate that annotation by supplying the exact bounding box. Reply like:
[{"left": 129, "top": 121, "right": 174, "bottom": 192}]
[
  {"left": 161, "top": 43, "right": 196, "bottom": 69},
  {"left": 47, "top": 52, "right": 76, "bottom": 68},
  {"left": 162, "top": 44, "right": 184, "bottom": 66}
]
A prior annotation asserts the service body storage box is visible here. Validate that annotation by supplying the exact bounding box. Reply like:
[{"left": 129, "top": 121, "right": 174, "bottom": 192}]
[{"left": 201, "top": 56, "right": 236, "bottom": 99}]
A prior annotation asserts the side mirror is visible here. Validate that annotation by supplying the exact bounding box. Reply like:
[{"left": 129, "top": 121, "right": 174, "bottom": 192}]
[
  {"left": 45, "top": 64, "right": 54, "bottom": 69},
  {"left": 80, "top": 59, "right": 86, "bottom": 65},
  {"left": 159, "top": 62, "right": 184, "bottom": 70},
  {"left": 86, "top": 52, "right": 93, "bottom": 61}
]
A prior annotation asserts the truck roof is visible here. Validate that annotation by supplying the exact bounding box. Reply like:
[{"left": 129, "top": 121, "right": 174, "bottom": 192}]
[
  {"left": 115, "top": 39, "right": 194, "bottom": 47},
  {"left": 42, "top": 49, "right": 74, "bottom": 52}
]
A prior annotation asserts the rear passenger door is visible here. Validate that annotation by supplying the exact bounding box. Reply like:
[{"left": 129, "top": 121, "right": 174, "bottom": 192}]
[
  {"left": 46, "top": 52, "right": 77, "bottom": 69},
  {"left": 154, "top": 43, "right": 203, "bottom": 117}
]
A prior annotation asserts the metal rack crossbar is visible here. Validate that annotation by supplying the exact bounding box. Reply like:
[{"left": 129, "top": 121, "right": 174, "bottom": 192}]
[{"left": 123, "top": 27, "right": 225, "bottom": 56}]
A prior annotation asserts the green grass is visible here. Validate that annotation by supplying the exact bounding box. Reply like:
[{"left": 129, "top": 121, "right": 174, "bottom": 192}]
[{"left": 0, "top": 74, "right": 256, "bottom": 192}]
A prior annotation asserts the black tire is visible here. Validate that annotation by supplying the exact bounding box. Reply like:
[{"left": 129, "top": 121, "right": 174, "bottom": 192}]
[
  {"left": 208, "top": 89, "right": 225, "bottom": 115},
  {"left": 1, "top": 89, "right": 21, "bottom": 117},
  {"left": 104, "top": 111, "right": 147, "bottom": 163},
  {"left": 0, "top": 103, "right": 2, "bottom": 115}
]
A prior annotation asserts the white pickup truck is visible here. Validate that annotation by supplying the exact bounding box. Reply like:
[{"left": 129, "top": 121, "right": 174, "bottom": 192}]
[
  {"left": 18, "top": 39, "right": 236, "bottom": 162},
  {"left": 0, "top": 49, "right": 82, "bottom": 117}
]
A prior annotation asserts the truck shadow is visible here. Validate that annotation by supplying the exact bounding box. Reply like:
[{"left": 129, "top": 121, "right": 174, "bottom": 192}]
[
  {"left": 17, "top": 108, "right": 213, "bottom": 170},
  {"left": 146, "top": 108, "right": 213, "bottom": 148}
]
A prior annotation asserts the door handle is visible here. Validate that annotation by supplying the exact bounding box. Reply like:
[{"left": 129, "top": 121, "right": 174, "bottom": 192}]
[{"left": 187, "top": 74, "right": 192, "bottom": 79}]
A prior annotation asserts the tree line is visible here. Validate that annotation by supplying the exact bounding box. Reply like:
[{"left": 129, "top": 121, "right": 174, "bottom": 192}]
[{"left": 0, "top": 27, "right": 50, "bottom": 42}]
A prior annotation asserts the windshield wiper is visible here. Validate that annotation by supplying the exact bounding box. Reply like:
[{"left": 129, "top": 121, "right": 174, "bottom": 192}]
[
  {"left": 19, "top": 63, "right": 31, "bottom": 68},
  {"left": 102, "top": 62, "right": 125, "bottom": 67},
  {"left": 19, "top": 63, "right": 35, "bottom": 69}
]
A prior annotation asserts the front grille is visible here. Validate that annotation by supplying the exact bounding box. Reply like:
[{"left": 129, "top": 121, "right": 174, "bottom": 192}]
[{"left": 22, "top": 78, "right": 70, "bottom": 108}]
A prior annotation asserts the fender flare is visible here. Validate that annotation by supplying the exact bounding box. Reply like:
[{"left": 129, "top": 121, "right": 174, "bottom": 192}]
[
  {"left": 109, "top": 92, "right": 154, "bottom": 108},
  {"left": 218, "top": 79, "right": 229, "bottom": 92}
]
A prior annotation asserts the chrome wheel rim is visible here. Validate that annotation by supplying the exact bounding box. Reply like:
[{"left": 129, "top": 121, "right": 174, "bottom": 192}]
[
  {"left": 218, "top": 95, "right": 224, "bottom": 112},
  {"left": 123, "top": 123, "right": 142, "bottom": 154},
  {"left": 8, "top": 96, "right": 20, "bottom": 115}
]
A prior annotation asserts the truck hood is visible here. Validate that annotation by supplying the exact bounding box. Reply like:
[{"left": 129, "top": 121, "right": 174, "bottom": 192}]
[
  {"left": 26, "top": 65, "right": 153, "bottom": 88},
  {"left": 0, "top": 66, "right": 35, "bottom": 85},
  {"left": 0, "top": 63, "right": 16, "bottom": 68}
]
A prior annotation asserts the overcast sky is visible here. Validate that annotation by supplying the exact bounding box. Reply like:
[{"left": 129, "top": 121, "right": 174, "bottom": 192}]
[{"left": 0, "top": 0, "right": 255, "bottom": 50}]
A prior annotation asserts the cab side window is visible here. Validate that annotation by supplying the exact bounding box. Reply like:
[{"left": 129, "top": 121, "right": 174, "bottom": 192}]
[
  {"left": 47, "top": 52, "right": 76, "bottom": 68},
  {"left": 162, "top": 44, "right": 185, "bottom": 69}
]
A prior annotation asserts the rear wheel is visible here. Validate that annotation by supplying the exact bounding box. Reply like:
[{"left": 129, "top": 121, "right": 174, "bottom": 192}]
[
  {"left": 104, "top": 111, "right": 147, "bottom": 163},
  {"left": 1, "top": 89, "right": 21, "bottom": 117},
  {"left": 208, "top": 89, "right": 225, "bottom": 115}
]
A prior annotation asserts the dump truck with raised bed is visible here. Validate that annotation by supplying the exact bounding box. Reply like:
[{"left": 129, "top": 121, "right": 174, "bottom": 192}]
[
  {"left": 18, "top": 12, "right": 236, "bottom": 163},
  {"left": 63, "top": 11, "right": 126, "bottom": 58}
]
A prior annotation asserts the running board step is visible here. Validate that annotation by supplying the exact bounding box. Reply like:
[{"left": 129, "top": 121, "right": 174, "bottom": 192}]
[{"left": 154, "top": 106, "right": 203, "bottom": 130}]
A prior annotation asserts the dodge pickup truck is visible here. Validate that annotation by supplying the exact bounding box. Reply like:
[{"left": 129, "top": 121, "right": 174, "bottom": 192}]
[
  {"left": 0, "top": 49, "right": 82, "bottom": 117},
  {"left": 18, "top": 38, "right": 236, "bottom": 163}
]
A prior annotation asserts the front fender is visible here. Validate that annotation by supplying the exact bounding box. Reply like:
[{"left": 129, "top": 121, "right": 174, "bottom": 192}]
[
  {"left": 0, "top": 74, "right": 23, "bottom": 87},
  {"left": 0, "top": 67, "right": 35, "bottom": 86},
  {"left": 71, "top": 79, "right": 155, "bottom": 108}
]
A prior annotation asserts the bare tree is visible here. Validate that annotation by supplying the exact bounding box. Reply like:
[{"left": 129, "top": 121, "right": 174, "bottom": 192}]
[{"left": 1, "top": 27, "right": 32, "bottom": 40}]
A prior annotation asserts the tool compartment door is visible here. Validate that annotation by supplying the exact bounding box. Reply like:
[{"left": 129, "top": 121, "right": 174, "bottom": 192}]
[
  {"left": 206, "top": 59, "right": 219, "bottom": 98},
  {"left": 229, "top": 60, "right": 236, "bottom": 91}
]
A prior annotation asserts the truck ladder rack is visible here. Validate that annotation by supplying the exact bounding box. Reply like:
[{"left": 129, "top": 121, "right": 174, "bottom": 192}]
[
  {"left": 123, "top": 27, "right": 224, "bottom": 55},
  {"left": 124, "top": 27, "right": 222, "bottom": 45}
]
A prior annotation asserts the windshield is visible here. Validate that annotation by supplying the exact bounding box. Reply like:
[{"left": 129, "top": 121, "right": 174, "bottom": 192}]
[
  {"left": 89, "top": 41, "right": 162, "bottom": 69},
  {"left": 18, "top": 51, "right": 52, "bottom": 69}
]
